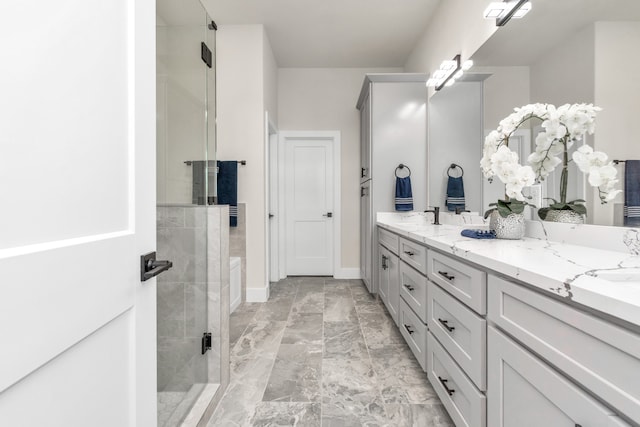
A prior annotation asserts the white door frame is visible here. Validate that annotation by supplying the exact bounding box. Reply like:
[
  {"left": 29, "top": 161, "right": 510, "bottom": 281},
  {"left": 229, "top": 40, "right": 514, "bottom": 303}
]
[
  {"left": 278, "top": 131, "right": 341, "bottom": 278},
  {"left": 265, "top": 111, "right": 279, "bottom": 283}
]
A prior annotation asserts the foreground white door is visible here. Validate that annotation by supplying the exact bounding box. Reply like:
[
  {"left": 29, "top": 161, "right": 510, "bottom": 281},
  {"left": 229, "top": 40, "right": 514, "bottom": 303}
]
[
  {"left": 284, "top": 135, "right": 336, "bottom": 276},
  {"left": 0, "top": 1, "right": 156, "bottom": 426}
]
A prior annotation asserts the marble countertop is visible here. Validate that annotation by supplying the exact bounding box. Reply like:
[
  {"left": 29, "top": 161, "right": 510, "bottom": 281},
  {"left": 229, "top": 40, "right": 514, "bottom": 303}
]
[{"left": 377, "top": 213, "right": 640, "bottom": 328}]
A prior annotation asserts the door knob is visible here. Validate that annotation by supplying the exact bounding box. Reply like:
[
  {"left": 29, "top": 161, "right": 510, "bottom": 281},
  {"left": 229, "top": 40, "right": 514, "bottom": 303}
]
[{"left": 323, "top": 212, "right": 333, "bottom": 218}]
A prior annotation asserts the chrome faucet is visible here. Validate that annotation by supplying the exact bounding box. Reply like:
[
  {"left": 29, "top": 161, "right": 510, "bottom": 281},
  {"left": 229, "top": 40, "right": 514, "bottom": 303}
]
[{"left": 424, "top": 206, "right": 440, "bottom": 225}]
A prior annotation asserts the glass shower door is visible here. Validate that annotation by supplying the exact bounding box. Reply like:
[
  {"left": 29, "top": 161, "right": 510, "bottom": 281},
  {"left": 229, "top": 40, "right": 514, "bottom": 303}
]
[{"left": 156, "top": 0, "right": 214, "bottom": 425}]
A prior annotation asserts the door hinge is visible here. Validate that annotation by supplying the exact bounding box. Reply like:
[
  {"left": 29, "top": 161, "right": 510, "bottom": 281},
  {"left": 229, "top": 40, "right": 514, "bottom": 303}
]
[
  {"left": 201, "top": 332, "right": 212, "bottom": 354},
  {"left": 201, "top": 42, "right": 212, "bottom": 68}
]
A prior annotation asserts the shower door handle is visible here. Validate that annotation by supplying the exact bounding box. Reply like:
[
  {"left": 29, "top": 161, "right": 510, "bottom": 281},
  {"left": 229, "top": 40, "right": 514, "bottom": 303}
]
[{"left": 141, "top": 252, "right": 173, "bottom": 282}]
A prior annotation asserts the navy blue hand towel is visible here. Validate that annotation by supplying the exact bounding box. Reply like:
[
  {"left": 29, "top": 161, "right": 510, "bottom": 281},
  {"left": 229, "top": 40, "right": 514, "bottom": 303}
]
[
  {"left": 395, "top": 176, "right": 413, "bottom": 211},
  {"left": 624, "top": 160, "right": 640, "bottom": 227},
  {"left": 461, "top": 229, "right": 495, "bottom": 239},
  {"left": 446, "top": 176, "right": 465, "bottom": 212},
  {"left": 217, "top": 161, "right": 238, "bottom": 227}
]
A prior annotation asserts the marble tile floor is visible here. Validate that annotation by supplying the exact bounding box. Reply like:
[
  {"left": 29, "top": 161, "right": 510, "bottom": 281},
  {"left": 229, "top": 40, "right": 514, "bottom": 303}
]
[{"left": 208, "top": 277, "right": 455, "bottom": 427}]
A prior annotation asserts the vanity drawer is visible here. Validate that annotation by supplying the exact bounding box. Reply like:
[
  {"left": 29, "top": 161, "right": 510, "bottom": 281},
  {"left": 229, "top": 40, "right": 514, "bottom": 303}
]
[
  {"left": 378, "top": 227, "right": 400, "bottom": 255},
  {"left": 427, "top": 332, "right": 486, "bottom": 427},
  {"left": 488, "top": 326, "right": 631, "bottom": 427},
  {"left": 428, "top": 281, "right": 487, "bottom": 391},
  {"left": 488, "top": 275, "right": 640, "bottom": 423},
  {"left": 399, "top": 298, "right": 428, "bottom": 370},
  {"left": 399, "top": 237, "right": 428, "bottom": 275},
  {"left": 427, "top": 251, "right": 486, "bottom": 315},
  {"left": 400, "top": 261, "right": 428, "bottom": 323}
]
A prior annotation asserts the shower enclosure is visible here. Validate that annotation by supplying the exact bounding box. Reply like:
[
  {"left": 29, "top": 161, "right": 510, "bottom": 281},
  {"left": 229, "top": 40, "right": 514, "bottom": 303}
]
[{"left": 156, "top": 0, "right": 228, "bottom": 425}]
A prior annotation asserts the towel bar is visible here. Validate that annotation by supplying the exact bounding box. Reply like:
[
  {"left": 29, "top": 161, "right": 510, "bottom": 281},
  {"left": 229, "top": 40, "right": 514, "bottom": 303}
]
[{"left": 184, "top": 160, "right": 247, "bottom": 166}]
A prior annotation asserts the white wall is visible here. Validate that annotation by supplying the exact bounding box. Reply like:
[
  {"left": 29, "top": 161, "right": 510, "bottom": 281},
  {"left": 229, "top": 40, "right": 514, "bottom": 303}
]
[
  {"left": 530, "top": 25, "right": 595, "bottom": 106},
  {"left": 593, "top": 21, "right": 640, "bottom": 225},
  {"left": 480, "top": 66, "right": 530, "bottom": 132},
  {"left": 278, "top": 67, "right": 401, "bottom": 270},
  {"left": 263, "top": 29, "right": 279, "bottom": 124},
  {"left": 404, "top": 0, "right": 498, "bottom": 96},
  {"left": 217, "top": 25, "right": 276, "bottom": 298}
]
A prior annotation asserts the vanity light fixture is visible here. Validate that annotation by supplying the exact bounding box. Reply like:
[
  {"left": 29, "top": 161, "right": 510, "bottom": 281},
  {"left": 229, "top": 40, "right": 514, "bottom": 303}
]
[
  {"left": 484, "top": 0, "right": 532, "bottom": 26},
  {"left": 426, "top": 55, "right": 473, "bottom": 91}
]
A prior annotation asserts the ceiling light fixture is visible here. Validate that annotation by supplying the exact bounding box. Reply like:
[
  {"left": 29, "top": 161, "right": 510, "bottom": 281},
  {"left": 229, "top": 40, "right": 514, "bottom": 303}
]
[
  {"left": 484, "top": 0, "right": 532, "bottom": 26},
  {"left": 426, "top": 55, "right": 474, "bottom": 91}
]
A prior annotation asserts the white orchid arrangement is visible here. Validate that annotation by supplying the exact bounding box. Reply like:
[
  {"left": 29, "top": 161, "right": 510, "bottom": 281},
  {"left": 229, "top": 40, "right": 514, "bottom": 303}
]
[
  {"left": 482, "top": 103, "right": 621, "bottom": 219},
  {"left": 481, "top": 105, "right": 538, "bottom": 218}
]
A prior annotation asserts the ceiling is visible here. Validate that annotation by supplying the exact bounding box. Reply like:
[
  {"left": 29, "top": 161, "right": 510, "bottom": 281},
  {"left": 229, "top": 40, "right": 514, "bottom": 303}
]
[
  {"left": 472, "top": 0, "right": 640, "bottom": 66},
  {"left": 198, "top": 0, "right": 441, "bottom": 68}
]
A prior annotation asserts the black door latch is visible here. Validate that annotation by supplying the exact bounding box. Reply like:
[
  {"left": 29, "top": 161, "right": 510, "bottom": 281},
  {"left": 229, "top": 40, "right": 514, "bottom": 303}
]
[{"left": 140, "top": 252, "right": 173, "bottom": 282}]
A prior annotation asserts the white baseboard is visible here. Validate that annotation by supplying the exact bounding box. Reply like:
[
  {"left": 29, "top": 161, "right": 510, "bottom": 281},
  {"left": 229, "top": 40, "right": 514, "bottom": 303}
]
[
  {"left": 246, "top": 285, "right": 270, "bottom": 302},
  {"left": 334, "top": 268, "right": 361, "bottom": 280}
]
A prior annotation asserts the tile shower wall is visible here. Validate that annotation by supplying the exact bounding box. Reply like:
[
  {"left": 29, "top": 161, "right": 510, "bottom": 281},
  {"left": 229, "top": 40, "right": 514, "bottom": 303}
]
[
  {"left": 157, "top": 206, "right": 208, "bottom": 393},
  {"left": 156, "top": 205, "right": 230, "bottom": 401}
]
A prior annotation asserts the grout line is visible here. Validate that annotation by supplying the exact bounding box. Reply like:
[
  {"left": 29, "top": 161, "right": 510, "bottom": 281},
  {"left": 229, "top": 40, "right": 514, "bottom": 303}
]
[{"left": 349, "top": 281, "right": 390, "bottom": 421}]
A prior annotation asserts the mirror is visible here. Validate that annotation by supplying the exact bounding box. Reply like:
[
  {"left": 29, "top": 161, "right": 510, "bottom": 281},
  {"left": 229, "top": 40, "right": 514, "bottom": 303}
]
[{"left": 430, "top": 0, "right": 640, "bottom": 227}]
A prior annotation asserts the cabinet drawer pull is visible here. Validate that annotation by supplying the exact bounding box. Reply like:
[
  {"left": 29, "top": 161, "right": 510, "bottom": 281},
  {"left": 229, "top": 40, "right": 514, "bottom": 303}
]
[
  {"left": 381, "top": 255, "right": 388, "bottom": 270},
  {"left": 403, "top": 324, "right": 415, "bottom": 335},
  {"left": 438, "top": 271, "right": 455, "bottom": 281},
  {"left": 438, "top": 318, "right": 455, "bottom": 332},
  {"left": 404, "top": 250, "right": 415, "bottom": 256},
  {"left": 438, "top": 376, "right": 455, "bottom": 396},
  {"left": 403, "top": 283, "right": 414, "bottom": 292}
]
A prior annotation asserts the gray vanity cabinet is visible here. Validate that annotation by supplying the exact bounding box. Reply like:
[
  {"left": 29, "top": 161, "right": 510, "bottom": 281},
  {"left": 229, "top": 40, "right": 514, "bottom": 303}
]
[
  {"left": 378, "top": 243, "right": 399, "bottom": 324},
  {"left": 488, "top": 326, "right": 630, "bottom": 427},
  {"left": 488, "top": 275, "right": 640, "bottom": 424},
  {"left": 376, "top": 225, "right": 640, "bottom": 427},
  {"left": 357, "top": 74, "right": 428, "bottom": 295}
]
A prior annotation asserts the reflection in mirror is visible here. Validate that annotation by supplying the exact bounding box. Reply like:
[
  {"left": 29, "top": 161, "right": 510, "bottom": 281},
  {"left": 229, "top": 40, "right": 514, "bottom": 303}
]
[{"left": 467, "top": 0, "right": 640, "bottom": 227}]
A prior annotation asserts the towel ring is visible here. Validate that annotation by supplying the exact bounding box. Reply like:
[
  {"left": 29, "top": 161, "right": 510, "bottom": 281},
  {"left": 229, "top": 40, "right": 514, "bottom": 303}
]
[
  {"left": 447, "top": 163, "right": 464, "bottom": 178},
  {"left": 395, "top": 164, "right": 411, "bottom": 178}
]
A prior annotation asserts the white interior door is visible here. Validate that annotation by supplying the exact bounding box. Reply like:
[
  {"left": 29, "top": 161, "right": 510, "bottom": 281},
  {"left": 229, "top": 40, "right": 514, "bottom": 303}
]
[
  {"left": 0, "top": 1, "right": 156, "bottom": 426},
  {"left": 285, "top": 137, "right": 335, "bottom": 276}
]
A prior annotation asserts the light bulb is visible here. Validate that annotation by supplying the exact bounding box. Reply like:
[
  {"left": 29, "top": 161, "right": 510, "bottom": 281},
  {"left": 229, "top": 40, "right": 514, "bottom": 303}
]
[
  {"left": 462, "top": 60, "right": 473, "bottom": 71},
  {"left": 483, "top": 2, "right": 508, "bottom": 18},
  {"left": 513, "top": 1, "right": 532, "bottom": 18}
]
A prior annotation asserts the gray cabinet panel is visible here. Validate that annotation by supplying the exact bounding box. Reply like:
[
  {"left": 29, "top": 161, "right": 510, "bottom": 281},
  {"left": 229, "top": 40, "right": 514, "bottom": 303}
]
[
  {"left": 378, "top": 244, "right": 390, "bottom": 303},
  {"left": 427, "top": 332, "right": 486, "bottom": 427},
  {"left": 488, "top": 275, "right": 640, "bottom": 423},
  {"left": 400, "top": 237, "right": 428, "bottom": 275},
  {"left": 427, "top": 251, "right": 486, "bottom": 315},
  {"left": 378, "top": 227, "right": 400, "bottom": 255},
  {"left": 488, "top": 326, "right": 630, "bottom": 427},
  {"left": 428, "top": 282, "right": 487, "bottom": 391},
  {"left": 399, "top": 260, "right": 428, "bottom": 323},
  {"left": 360, "top": 181, "right": 372, "bottom": 292},
  {"left": 399, "top": 298, "right": 428, "bottom": 370},
  {"left": 386, "top": 250, "right": 400, "bottom": 325}
]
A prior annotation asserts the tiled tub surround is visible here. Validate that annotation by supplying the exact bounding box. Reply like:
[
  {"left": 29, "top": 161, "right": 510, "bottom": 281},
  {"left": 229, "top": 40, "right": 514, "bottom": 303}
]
[
  {"left": 156, "top": 205, "right": 230, "bottom": 427},
  {"left": 229, "top": 203, "right": 247, "bottom": 303},
  {"left": 378, "top": 212, "right": 640, "bottom": 326},
  {"left": 377, "top": 212, "right": 640, "bottom": 426}
]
